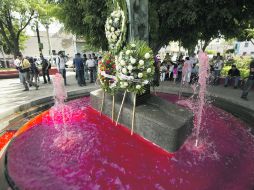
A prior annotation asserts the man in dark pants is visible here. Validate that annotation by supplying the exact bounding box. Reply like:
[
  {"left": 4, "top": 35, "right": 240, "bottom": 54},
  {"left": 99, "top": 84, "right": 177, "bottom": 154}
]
[
  {"left": 86, "top": 54, "right": 96, "bottom": 83},
  {"left": 224, "top": 64, "right": 240, "bottom": 89},
  {"left": 74, "top": 53, "right": 86, "bottom": 86},
  {"left": 56, "top": 52, "right": 67, "bottom": 85},
  {"left": 41, "top": 55, "right": 51, "bottom": 84},
  {"left": 241, "top": 60, "right": 254, "bottom": 100}
]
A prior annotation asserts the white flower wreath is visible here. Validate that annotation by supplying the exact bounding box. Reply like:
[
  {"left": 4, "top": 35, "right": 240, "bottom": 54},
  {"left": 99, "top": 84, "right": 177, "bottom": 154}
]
[
  {"left": 115, "top": 41, "right": 155, "bottom": 94},
  {"left": 105, "top": 8, "right": 126, "bottom": 52}
]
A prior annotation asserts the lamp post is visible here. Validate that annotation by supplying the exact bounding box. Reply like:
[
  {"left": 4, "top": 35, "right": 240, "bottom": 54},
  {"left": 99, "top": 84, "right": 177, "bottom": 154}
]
[
  {"left": 45, "top": 21, "right": 53, "bottom": 64},
  {"left": 35, "top": 12, "right": 43, "bottom": 56}
]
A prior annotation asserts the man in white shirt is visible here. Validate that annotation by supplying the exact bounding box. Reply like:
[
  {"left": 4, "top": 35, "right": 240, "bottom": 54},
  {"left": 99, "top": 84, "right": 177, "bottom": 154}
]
[
  {"left": 213, "top": 53, "right": 224, "bottom": 85},
  {"left": 86, "top": 54, "right": 96, "bottom": 83},
  {"left": 14, "top": 57, "right": 22, "bottom": 82},
  {"left": 56, "top": 52, "right": 67, "bottom": 85},
  {"left": 189, "top": 53, "right": 198, "bottom": 65},
  {"left": 182, "top": 57, "right": 193, "bottom": 84}
]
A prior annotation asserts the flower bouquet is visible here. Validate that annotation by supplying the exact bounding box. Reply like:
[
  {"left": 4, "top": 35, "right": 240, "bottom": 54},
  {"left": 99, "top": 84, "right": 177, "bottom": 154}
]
[
  {"left": 98, "top": 53, "right": 118, "bottom": 120},
  {"left": 115, "top": 41, "right": 154, "bottom": 95},
  {"left": 115, "top": 41, "right": 154, "bottom": 133},
  {"left": 98, "top": 53, "right": 118, "bottom": 95},
  {"left": 105, "top": 8, "right": 126, "bottom": 52}
]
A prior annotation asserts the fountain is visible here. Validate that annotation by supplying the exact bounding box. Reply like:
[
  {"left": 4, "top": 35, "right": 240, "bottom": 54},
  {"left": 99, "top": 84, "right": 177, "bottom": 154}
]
[
  {"left": 0, "top": 1, "right": 254, "bottom": 189},
  {"left": 0, "top": 87, "right": 253, "bottom": 189}
]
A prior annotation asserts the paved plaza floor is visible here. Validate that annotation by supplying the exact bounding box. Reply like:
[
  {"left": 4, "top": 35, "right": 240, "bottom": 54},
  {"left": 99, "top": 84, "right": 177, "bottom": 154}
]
[
  {"left": 0, "top": 71, "right": 98, "bottom": 119},
  {"left": 0, "top": 74, "right": 253, "bottom": 120},
  {"left": 157, "top": 81, "right": 254, "bottom": 111}
]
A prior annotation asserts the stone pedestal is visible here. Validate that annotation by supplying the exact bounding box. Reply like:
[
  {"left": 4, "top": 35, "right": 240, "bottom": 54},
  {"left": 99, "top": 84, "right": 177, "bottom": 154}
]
[
  {"left": 90, "top": 89, "right": 193, "bottom": 152},
  {"left": 116, "top": 85, "right": 150, "bottom": 106}
]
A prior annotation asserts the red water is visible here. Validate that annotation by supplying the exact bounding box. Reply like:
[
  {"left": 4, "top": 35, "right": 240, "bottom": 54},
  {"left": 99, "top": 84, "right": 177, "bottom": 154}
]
[
  {"left": 0, "top": 131, "right": 16, "bottom": 151},
  {"left": 7, "top": 95, "right": 254, "bottom": 190}
]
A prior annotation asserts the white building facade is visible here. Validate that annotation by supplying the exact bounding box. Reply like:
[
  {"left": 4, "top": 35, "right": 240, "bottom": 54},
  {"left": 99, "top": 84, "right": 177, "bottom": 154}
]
[{"left": 234, "top": 41, "right": 254, "bottom": 56}]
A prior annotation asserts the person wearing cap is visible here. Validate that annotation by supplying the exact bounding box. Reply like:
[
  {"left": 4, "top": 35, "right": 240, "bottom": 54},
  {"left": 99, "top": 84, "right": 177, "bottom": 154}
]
[
  {"left": 224, "top": 64, "right": 241, "bottom": 89},
  {"left": 241, "top": 60, "right": 254, "bottom": 100}
]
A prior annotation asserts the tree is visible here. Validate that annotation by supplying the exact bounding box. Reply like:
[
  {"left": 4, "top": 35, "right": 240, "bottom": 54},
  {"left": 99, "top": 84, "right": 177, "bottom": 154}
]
[
  {"left": 51, "top": 0, "right": 254, "bottom": 53},
  {"left": 0, "top": 0, "right": 44, "bottom": 57},
  {"left": 149, "top": 0, "right": 254, "bottom": 51},
  {"left": 242, "top": 29, "right": 254, "bottom": 45},
  {"left": 53, "top": 0, "right": 113, "bottom": 51}
]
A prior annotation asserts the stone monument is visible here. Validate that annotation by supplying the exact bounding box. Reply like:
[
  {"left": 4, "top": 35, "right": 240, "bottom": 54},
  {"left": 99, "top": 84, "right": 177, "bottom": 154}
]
[
  {"left": 91, "top": 0, "right": 193, "bottom": 152},
  {"left": 126, "top": 0, "right": 149, "bottom": 42}
]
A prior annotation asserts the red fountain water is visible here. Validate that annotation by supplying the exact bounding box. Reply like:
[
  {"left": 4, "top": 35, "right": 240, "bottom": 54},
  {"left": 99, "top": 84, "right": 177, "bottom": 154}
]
[
  {"left": 52, "top": 73, "right": 67, "bottom": 105},
  {"left": 51, "top": 73, "right": 68, "bottom": 135},
  {"left": 178, "top": 51, "right": 210, "bottom": 148},
  {"left": 50, "top": 73, "right": 82, "bottom": 149},
  {"left": 6, "top": 95, "right": 254, "bottom": 190},
  {"left": 195, "top": 51, "right": 210, "bottom": 147}
]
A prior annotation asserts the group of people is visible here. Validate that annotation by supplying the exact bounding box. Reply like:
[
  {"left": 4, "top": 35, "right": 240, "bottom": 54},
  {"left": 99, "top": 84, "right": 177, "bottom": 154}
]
[
  {"left": 158, "top": 53, "right": 199, "bottom": 85},
  {"left": 15, "top": 50, "right": 254, "bottom": 100},
  {"left": 155, "top": 52, "right": 254, "bottom": 100},
  {"left": 14, "top": 53, "right": 51, "bottom": 91},
  {"left": 73, "top": 53, "right": 100, "bottom": 86},
  {"left": 14, "top": 50, "right": 101, "bottom": 91}
]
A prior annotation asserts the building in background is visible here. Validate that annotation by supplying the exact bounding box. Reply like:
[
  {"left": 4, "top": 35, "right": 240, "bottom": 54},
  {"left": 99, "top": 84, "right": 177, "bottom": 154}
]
[
  {"left": 22, "top": 30, "right": 85, "bottom": 59},
  {"left": 234, "top": 41, "right": 254, "bottom": 56}
]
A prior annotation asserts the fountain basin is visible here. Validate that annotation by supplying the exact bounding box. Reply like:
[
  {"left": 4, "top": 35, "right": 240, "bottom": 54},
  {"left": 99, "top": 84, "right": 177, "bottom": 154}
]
[
  {"left": 91, "top": 89, "right": 193, "bottom": 152},
  {"left": 0, "top": 93, "right": 254, "bottom": 190}
]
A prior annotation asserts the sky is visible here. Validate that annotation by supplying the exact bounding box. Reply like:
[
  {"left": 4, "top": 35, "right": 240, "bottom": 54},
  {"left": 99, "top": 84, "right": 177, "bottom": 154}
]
[{"left": 26, "top": 21, "right": 63, "bottom": 36}]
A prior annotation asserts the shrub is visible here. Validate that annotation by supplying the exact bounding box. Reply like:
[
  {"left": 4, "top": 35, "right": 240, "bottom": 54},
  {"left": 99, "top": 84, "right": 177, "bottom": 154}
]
[{"left": 221, "top": 56, "right": 252, "bottom": 78}]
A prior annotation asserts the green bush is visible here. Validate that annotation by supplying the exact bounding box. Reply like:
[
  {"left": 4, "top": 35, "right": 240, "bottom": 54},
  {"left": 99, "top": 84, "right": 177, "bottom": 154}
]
[
  {"left": 205, "top": 49, "right": 216, "bottom": 55},
  {"left": 221, "top": 56, "right": 252, "bottom": 78}
]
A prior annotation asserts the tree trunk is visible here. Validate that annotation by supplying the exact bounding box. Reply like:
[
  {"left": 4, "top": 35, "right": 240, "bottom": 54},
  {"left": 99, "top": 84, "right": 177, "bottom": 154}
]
[
  {"left": 0, "top": 46, "right": 7, "bottom": 68},
  {"left": 13, "top": 38, "right": 20, "bottom": 58},
  {"left": 202, "top": 40, "right": 210, "bottom": 51},
  {"left": 251, "top": 39, "right": 254, "bottom": 46}
]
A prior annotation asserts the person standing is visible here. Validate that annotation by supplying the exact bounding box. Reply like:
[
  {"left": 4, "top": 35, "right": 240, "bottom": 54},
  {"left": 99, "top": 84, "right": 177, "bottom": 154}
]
[
  {"left": 92, "top": 53, "right": 98, "bottom": 81},
  {"left": 160, "top": 63, "right": 167, "bottom": 82},
  {"left": 86, "top": 54, "right": 96, "bottom": 83},
  {"left": 56, "top": 52, "right": 67, "bottom": 85},
  {"left": 41, "top": 55, "right": 51, "bottom": 84},
  {"left": 152, "top": 56, "right": 160, "bottom": 87},
  {"left": 83, "top": 54, "right": 89, "bottom": 81},
  {"left": 182, "top": 57, "right": 193, "bottom": 85},
  {"left": 17, "top": 53, "right": 39, "bottom": 91},
  {"left": 241, "top": 60, "right": 254, "bottom": 100},
  {"left": 14, "top": 56, "right": 22, "bottom": 83},
  {"left": 177, "top": 60, "right": 184, "bottom": 82},
  {"left": 29, "top": 57, "right": 40, "bottom": 87},
  {"left": 74, "top": 53, "right": 86, "bottom": 86},
  {"left": 224, "top": 65, "right": 241, "bottom": 89},
  {"left": 173, "top": 64, "right": 178, "bottom": 84},
  {"left": 213, "top": 53, "right": 224, "bottom": 85}
]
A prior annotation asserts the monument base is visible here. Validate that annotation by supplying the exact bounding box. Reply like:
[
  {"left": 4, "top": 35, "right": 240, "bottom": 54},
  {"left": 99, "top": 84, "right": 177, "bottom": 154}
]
[{"left": 90, "top": 89, "right": 193, "bottom": 152}]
